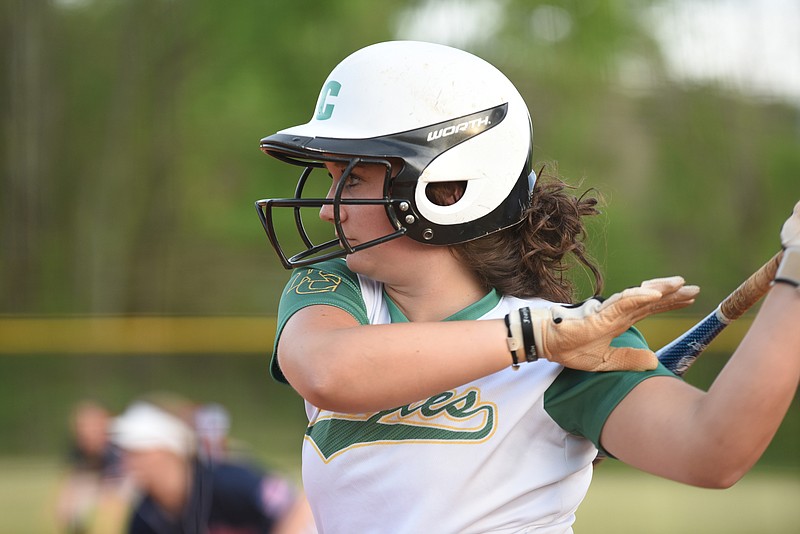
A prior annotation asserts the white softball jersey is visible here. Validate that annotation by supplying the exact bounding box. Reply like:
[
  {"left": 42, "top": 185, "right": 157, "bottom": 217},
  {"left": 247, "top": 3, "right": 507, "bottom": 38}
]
[{"left": 272, "top": 259, "right": 675, "bottom": 533}]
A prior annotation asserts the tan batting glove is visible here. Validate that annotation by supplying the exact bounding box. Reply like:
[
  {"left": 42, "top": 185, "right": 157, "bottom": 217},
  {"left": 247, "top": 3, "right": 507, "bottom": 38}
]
[
  {"left": 505, "top": 277, "right": 699, "bottom": 372},
  {"left": 776, "top": 200, "right": 800, "bottom": 289}
]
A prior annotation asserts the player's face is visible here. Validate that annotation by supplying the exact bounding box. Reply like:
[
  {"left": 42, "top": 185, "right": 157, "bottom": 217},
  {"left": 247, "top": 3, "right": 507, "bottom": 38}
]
[
  {"left": 121, "top": 448, "right": 182, "bottom": 492},
  {"left": 320, "top": 161, "right": 429, "bottom": 281},
  {"left": 73, "top": 405, "right": 110, "bottom": 457}
]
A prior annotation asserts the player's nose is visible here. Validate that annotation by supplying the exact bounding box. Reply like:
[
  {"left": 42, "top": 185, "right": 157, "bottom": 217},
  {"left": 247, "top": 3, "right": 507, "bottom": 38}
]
[
  {"left": 319, "top": 202, "right": 334, "bottom": 223},
  {"left": 319, "top": 184, "right": 346, "bottom": 224}
]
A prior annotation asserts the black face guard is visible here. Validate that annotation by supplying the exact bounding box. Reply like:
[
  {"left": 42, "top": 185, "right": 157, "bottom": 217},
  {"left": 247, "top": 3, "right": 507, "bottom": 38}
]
[{"left": 255, "top": 155, "right": 413, "bottom": 269}]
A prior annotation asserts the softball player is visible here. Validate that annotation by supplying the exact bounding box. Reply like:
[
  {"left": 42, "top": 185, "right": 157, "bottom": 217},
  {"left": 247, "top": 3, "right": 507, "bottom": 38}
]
[
  {"left": 254, "top": 41, "right": 800, "bottom": 533},
  {"left": 110, "top": 399, "right": 316, "bottom": 534}
]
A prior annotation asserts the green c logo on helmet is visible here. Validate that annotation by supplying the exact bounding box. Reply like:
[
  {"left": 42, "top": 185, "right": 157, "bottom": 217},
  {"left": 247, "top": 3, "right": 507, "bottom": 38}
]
[{"left": 316, "top": 80, "right": 341, "bottom": 120}]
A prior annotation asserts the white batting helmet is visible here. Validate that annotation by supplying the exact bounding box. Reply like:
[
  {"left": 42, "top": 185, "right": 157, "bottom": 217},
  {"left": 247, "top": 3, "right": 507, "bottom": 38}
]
[{"left": 256, "top": 40, "right": 535, "bottom": 268}]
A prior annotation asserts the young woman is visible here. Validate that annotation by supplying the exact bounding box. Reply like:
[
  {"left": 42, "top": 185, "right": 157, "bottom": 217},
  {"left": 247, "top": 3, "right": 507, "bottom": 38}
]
[{"left": 254, "top": 41, "right": 800, "bottom": 533}]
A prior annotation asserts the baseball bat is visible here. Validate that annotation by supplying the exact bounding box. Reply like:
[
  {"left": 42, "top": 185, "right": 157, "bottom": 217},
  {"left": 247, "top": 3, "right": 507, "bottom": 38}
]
[{"left": 656, "top": 250, "right": 783, "bottom": 376}]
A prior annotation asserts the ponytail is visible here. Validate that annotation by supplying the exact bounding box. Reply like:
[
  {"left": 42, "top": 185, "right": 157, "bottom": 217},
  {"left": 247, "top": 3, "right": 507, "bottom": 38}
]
[{"left": 452, "top": 165, "right": 603, "bottom": 303}]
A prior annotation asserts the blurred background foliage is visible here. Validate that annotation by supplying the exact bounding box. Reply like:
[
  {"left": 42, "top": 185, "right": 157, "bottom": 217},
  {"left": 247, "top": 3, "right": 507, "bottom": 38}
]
[
  {"left": 1, "top": 0, "right": 798, "bottom": 531},
  {"left": 4, "top": 0, "right": 798, "bottom": 316}
]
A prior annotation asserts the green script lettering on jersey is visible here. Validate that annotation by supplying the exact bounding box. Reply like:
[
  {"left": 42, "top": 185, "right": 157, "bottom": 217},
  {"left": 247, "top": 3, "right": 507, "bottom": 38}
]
[{"left": 305, "top": 388, "right": 497, "bottom": 462}]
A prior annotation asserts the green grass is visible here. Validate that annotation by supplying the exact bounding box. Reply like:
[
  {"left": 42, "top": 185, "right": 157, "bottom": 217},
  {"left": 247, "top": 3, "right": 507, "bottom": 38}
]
[
  {"left": 0, "top": 457, "right": 64, "bottom": 534},
  {"left": 579, "top": 463, "right": 800, "bottom": 533},
  {"left": 3, "top": 456, "right": 798, "bottom": 533}
]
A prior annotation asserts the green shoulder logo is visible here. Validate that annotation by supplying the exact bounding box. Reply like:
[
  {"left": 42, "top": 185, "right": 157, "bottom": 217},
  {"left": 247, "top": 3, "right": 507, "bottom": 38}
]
[
  {"left": 287, "top": 269, "right": 342, "bottom": 295},
  {"left": 315, "top": 80, "right": 341, "bottom": 120},
  {"left": 305, "top": 388, "right": 497, "bottom": 462}
]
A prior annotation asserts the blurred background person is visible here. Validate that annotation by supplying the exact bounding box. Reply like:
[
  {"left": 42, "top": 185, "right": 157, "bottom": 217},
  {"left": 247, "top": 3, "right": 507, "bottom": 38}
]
[
  {"left": 110, "top": 395, "right": 315, "bottom": 534},
  {"left": 194, "top": 402, "right": 231, "bottom": 461},
  {"left": 54, "top": 400, "right": 130, "bottom": 533}
]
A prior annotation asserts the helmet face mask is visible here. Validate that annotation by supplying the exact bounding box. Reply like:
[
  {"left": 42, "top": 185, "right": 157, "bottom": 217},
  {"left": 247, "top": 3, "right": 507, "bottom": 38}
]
[
  {"left": 255, "top": 154, "right": 407, "bottom": 269},
  {"left": 255, "top": 41, "right": 536, "bottom": 269}
]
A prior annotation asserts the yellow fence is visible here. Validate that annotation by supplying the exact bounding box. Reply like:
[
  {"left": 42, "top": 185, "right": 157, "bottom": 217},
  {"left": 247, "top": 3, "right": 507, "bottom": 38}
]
[
  {"left": 0, "top": 316, "right": 278, "bottom": 354},
  {"left": 0, "top": 315, "right": 753, "bottom": 354}
]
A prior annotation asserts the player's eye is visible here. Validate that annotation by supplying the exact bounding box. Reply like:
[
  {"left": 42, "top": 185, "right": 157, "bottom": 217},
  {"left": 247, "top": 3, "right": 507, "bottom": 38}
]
[{"left": 344, "top": 173, "right": 363, "bottom": 188}]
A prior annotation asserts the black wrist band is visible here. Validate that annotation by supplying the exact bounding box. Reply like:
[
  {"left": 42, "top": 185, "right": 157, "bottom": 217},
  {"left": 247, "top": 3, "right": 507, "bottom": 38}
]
[{"left": 518, "top": 307, "right": 538, "bottom": 362}]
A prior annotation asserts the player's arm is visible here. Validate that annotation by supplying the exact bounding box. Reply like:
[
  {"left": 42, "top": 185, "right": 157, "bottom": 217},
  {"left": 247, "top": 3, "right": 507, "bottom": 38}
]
[
  {"left": 278, "top": 306, "right": 510, "bottom": 413},
  {"left": 601, "top": 202, "right": 800, "bottom": 488},
  {"left": 278, "top": 278, "right": 697, "bottom": 413}
]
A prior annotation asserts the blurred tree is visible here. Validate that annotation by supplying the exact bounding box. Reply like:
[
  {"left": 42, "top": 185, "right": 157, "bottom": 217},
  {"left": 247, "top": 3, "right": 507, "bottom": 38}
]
[
  {"left": 459, "top": 0, "right": 800, "bottom": 301},
  {"left": 1, "top": 0, "right": 797, "bottom": 315},
  {"left": 2, "top": 0, "right": 405, "bottom": 314},
  {"left": 2, "top": 0, "right": 52, "bottom": 313}
]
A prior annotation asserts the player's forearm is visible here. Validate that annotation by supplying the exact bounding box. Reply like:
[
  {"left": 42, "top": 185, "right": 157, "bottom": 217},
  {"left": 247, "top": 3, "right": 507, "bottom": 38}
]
[
  {"left": 602, "top": 284, "right": 800, "bottom": 488},
  {"left": 688, "top": 206, "right": 800, "bottom": 483},
  {"left": 280, "top": 319, "right": 511, "bottom": 413},
  {"left": 280, "top": 279, "right": 697, "bottom": 412},
  {"left": 688, "top": 284, "right": 800, "bottom": 485}
]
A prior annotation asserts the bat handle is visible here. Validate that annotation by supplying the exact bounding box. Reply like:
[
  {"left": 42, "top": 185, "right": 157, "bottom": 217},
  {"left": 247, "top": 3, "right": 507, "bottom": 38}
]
[
  {"left": 656, "top": 250, "right": 783, "bottom": 376},
  {"left": 718, "top": 251, "right": 783, "bottom": 320},
  {"left": 656, "top": 308, "right": 728, "bottom": 376}
]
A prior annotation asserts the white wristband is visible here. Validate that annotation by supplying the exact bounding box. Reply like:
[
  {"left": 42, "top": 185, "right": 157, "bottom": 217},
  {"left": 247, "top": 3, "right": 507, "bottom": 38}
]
[
  {"left": 505, "top": 312, "right": 525, "bottom": 369},
  {"left": 774, "top": 247, "right": 800, "bottom": 290}
]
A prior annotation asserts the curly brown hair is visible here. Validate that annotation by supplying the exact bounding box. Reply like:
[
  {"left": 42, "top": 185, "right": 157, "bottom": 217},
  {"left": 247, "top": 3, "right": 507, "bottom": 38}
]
[{"left": 445, "top": 165, "right": 604, "bottom": 303}]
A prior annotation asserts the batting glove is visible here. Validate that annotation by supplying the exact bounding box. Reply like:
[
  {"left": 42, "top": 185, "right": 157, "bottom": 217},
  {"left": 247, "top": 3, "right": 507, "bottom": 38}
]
[{"left": 505, "top": 277, "right": 699, "bottom": 372}]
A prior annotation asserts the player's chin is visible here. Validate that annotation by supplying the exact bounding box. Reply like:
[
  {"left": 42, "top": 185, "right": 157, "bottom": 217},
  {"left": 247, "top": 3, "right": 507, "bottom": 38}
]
[
  {"left": 344, "top": 248, "right": 379, "bottom": 276},
  {"left": 344, "top": 250, "right": 364, "bottom": 270}
]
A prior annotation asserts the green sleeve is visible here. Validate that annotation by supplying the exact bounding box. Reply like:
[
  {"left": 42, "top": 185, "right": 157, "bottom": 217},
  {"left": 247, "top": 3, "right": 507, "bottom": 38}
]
[
  {"left": 543, "top": 327, "right": 681, "bottom": 456},
  {"left": 270, "top": 259, "right": 369, "bottom": 384}
]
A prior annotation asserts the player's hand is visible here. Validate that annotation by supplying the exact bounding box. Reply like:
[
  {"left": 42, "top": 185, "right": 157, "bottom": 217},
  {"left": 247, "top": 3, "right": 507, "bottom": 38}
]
[
  {"left": 780, "top": 200, "right": 800, "bottom": 249},
  {"left": 506, "top": 277, "right": 699, "bottom": 372}
]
